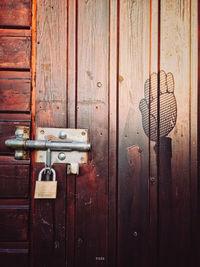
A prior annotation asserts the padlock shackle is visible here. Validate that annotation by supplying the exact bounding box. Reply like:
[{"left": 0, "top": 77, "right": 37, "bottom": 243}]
[{"left": 38, "top": 167, "right": 56, "bottom": 181}]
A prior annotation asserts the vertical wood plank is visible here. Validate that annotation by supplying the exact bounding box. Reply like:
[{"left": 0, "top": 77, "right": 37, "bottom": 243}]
[
  {"left": 190, "top": 0, "right": 198, "bottom": 265},
  {"left": 108, "top": 0, "right": 118, "bottom": 266},
  {"left": 35, "top": 0, "right": 67, "bottom": 127},
  {"left": 118, "top": 0, "right": 150, "bottom": 266},
  {"left": 159, "top": 1, "right": 191, "bottom": 266},
  {"left": 33, "top": 1, "right": 67, "bottom": 266},
  {"left": 67, "top": 0, "right": 77, "bottom": 129},
  {"left": 149, "top": 0, "right": 159, "bottom": 266},
  {"left": 30, "top": 1, "right": 37, "bottom": 266},
  {"left": 66, "top": 1, "right": 77, "bottom": 266},
  {"left": 76, "top": 0, "right": 109, "bottom": 266}
]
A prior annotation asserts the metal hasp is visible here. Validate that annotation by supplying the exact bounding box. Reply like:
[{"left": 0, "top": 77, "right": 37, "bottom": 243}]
[
  {"left": 5, "top": 139, "right": 91, "bottom": 151},
  {"left": 5, "top": 127, "right": 91, "bottom": 175}
]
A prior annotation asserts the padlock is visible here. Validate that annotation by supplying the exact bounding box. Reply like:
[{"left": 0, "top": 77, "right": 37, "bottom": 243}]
[{"left": 34, "top": 167, "right": 57, "bottom": 199}]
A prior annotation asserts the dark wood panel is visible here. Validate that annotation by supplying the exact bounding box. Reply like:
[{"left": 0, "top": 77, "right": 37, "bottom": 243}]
[
  {"left": 0, "top": 0, "right": 31, "bottom": 27},
  {"left": 76, "top": 1, "right": 109, "bottom": 266},
  {"left": 0, "top": 121, "right": 30, "bottom": 154},
  {"left": 191, "top": 0, "right": 199, "bottom": 265},
  {"left": 33, "top": 1, "right": 67, "bottom": 266},
  {"left": 0, "top": 1, "right": 32, "bottom": 267},
  {"left": 33, "top": 164, "right": 66, "bottom": 267},
  {"left": 66, "top": 1, "right": 76, "bottom": 266},
  {"left": 0, "top": 165, "right": 29, "bottom": 198},
  {"left": 149, "top": 1, "right": 159, "bottom": 265},
  {"left": 0, "top": 36, "right": 31, "bottom": 69},
  {"left": 108, "top": 0, "right": 118, "bottom": 266},
  {"left": 0, "top": 242, "right": 28, "bottom": 267},
  {"left": 118, "top": 1, "right": 150, "bottom": 266},
  {"left": 66, "top": 173, "right": 75, "bottom": 267},
  {"left": 0, "top": 200, "right": 29, "bottom": 242},
  {"left": 0, "top": 250, "right": 28, "bottom": 267},
  {"left": 0, "top": 113, "right": 31, "bottom": 122},
  {"left": 159, "top": 1, "right": 191, "bottom": 266},
  {"left": 0, "top": 156, "right": 30, "bottom": 165},
  {"left": 0, "top": 79, "right": 31, "bottom": 112}
]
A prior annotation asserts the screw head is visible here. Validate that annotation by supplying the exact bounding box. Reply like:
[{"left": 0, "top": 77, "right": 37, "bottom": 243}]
[
  {"left": 15, "top": 150, "right": 25, "bottom": 160},
  {"left": 15, "top": 128, "right": 24, "bottom": 138},
  {"left": 97, "top": 82, "right": 102, "bottom": 87},
  {"left": 58, "top": 152, "right": 66, "bottom": 161},
  {"left": 59, "top": 131, "right": 67, "bottom": 139},
  {"left": 150, "top": 177, "right": 156, "bottom": 185},
  {"left": 133, "top": 231, "right": 138, "bottom": 237}
]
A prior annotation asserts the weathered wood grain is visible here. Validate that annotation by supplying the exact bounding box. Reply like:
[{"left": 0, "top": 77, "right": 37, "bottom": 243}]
[
  {"left": 33, "top": 164, "right": 66, "bottom": 267},
  {"left": 159, "top": 1, "right": 192, "bottom": 266},
  {"left": 0, "top": 70, "right": 31, "bottom": 79},
  {"left": 0, "top": 71, "right": 31, "bottom": 113},
  {"left": 76, "top": 0, "right": 109, "bottom": 266},
  {"left": 0, "top": 0, "right": 194, "bottom": 266},
  {"left": 0, "top": 0, "right": 31, "bottom": 27},
  {"left": 149, "top": 0, "right": 159, "bottom": 266},
  {"left": 0, "top": 242, "right": 28, "bottom": 267},
  {"left": 108, "top": 0, "right": 118, "bottom": 266},
  {"left": 33, "top": 1, "right": 67, "bottom": 266},
  {"left": 0, "top": 31, "right": 31, "bottom": 69},
  {"left": 191, "top": 0, "right": 198, "bottom": 265},
  {"left": 0, "top": 165, "right": 29, "bottom": 198},
  {"left": 0, "top": 2, "right": 32, "bottom": 267},
  {"left": 0, "top": 113, "right": 31, "bottom": 122},
  {"left": 0, "top": 29, "right": 31, "bottom": 37},
  {"left": 35, "top": 0, "right": 67, "bottom": 127},
  {"left": 67, "top": 0, "right": 77, "bottom": 129},
  {"left": 0, "top": 79, "right": 31, "bottom": 112},
  {"left": 118, "top": 1, "right": 150, "bottom": 266},
  {"left": 66, "top": 1, "right": 76, "bottom": 266}
]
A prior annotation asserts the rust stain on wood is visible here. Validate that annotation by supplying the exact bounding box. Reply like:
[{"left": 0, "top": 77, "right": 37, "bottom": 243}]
[
  {"left": 119, "top": 75, "right": 124, "bottom": 83},
  {"left": 86, "top": 70, "right": 94, "bottom": 80},
  {"left": 127, "top": 146, "right": 141, "bottom": 167},
  {"left": 0, "top": 36, "right": 31, "bottom": 69}
]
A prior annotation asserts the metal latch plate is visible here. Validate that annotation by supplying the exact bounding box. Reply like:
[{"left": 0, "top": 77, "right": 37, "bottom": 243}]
[{"left": 36, "top": 127, "right": 88, "bottom": 165}]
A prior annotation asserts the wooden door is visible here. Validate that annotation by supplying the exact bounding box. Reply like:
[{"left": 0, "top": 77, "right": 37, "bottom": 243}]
[{"left": 0, "top": 1, "right": 199, "bottom": 267}]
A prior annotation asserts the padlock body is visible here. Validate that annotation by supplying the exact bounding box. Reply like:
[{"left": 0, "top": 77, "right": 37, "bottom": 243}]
[{"left": 34, "top": 181, "right": 57, "bottom": 199}]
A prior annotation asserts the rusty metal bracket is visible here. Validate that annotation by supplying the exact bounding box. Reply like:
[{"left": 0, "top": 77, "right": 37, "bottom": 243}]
[{"left": 5, "top": 126, "right": 91, "bottom": 175}]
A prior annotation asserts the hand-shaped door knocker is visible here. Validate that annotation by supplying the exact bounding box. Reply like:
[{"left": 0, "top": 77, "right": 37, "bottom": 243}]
[{"left": 139, "top": 70, "right": 177, "bottom": 141}]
